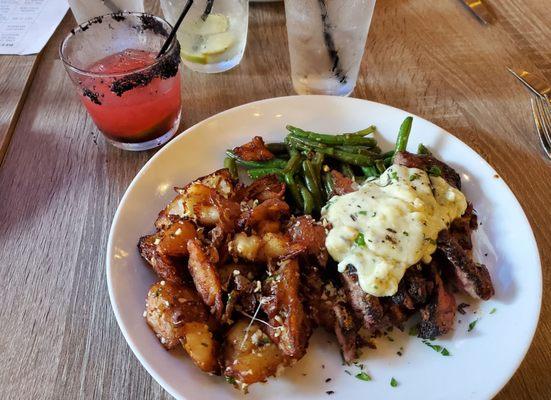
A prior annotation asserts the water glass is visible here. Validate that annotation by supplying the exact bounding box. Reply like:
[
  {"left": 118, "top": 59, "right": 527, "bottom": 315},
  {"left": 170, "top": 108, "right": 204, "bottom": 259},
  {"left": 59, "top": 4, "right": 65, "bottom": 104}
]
[
  {"left": 284, "top": 0, "right": 376, "bottom": 96},
  {"left": 161, "top": 0, "right": 249, "bottom": 73},
  {"left": 60, "top": 13, "right": 182, "bottom": 151}
]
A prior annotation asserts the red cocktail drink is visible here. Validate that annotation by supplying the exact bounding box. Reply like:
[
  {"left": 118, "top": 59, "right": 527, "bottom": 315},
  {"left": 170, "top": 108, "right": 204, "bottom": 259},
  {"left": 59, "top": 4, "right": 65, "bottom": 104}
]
[
  {"left": 82, "top": 49, "right": 181, "bottom": 143},
  {"left": 60, "top": 13, "right": 182, "bottom": 151}
]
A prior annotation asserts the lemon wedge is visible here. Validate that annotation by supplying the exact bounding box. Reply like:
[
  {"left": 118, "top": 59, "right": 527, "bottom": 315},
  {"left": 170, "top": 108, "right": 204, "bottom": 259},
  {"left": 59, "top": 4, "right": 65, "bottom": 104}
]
[
  {"left": 184, "top": 13, "right": 229, "bottom": 36},
  {"left": 200, "top": 32, "right": 234, "bottom": 56}
]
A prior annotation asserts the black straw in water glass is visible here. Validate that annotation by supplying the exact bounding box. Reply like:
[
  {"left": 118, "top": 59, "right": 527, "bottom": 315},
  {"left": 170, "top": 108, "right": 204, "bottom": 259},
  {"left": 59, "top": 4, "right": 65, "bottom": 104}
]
[
  {"left": 317, "top": 0, "right": 347, "bottom": 84},
  {"left": 201, "top": 0, "right": 215, "bottom": 21},
  {"left": 157, "top": 0, "right": 194, "bottom": 58}
]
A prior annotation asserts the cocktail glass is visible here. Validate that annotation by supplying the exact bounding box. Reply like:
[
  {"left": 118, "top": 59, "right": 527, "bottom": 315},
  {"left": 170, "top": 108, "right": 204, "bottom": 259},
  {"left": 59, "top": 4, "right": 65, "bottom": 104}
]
[
  {"left": 60, "top": 12, "right": 182, "bottom": 151},
  {"left": 284, "top": 0, "right": 376, "bottom": 96},
  {"left": 160, "top": 0, "right": 249, "bottom": 73}
]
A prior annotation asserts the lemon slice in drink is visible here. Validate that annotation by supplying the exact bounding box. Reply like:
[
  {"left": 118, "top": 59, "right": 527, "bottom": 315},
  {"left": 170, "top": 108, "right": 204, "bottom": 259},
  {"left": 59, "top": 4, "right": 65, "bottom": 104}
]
[
  {"left": 180, "top": 50, "right": 207, "bottom": 64},
  {"left": 184, "top": 13, "right": 229, "bottom": 35},
  {"left": 200, "top": 32, "right": 235, "bottom": 56}
]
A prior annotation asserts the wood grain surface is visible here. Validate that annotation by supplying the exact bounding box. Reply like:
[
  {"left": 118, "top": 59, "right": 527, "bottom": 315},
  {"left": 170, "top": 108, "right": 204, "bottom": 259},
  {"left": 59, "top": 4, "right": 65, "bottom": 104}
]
[{"left": 0, "top": 1, "right": 549, "bottom": 399}]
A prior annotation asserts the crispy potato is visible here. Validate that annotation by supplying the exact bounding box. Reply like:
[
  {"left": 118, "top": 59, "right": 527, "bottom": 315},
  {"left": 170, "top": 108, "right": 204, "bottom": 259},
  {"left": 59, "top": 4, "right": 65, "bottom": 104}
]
[
  {"left": 181, "top": 322, "right": 219, "bottom": 374},
  {"left": 145, "top": 281, "right": 215, "bottom": 350},
  {"left": 262, "top": 258, "right": 310, "bottom": 359},
  {"left": 234, "top": 174, "right": 285, "bottom": 203},
  {"left": 187, "top": 239, "right": 224, "bottom": 320},
  {"left": 138, "top": 234, "right": 187, "bottom": 284},
  {"left": 155, "top": 169, "right": 236, "bottom": 229},
  {"left": 232, "top": 136, "right": 274, "bottom": 161},
  {"left": 157, "top": 219, "right": 198, "bottom": 258},
  {"left": 223, "top": 320, "right": 287, "bottom": 386},
  {"left": 287, "top": 216, "right": 329, "bottom": 267},
  {"left": 228, "top": 232, "right": 304, "bottom": 263}
]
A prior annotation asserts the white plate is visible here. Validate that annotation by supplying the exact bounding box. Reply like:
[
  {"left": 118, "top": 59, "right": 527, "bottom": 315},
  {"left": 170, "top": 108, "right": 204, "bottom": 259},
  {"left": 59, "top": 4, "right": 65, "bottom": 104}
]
[{"left": 107, "top": 96, "right": 542, "bottom": 400}]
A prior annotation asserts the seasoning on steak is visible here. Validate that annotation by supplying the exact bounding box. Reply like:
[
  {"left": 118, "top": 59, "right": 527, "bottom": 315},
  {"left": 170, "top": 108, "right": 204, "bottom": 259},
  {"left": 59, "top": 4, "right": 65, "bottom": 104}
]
[
  {"left": 330, "top": 170, "right": 357, "bottom": 196},
  {"left": 341, "top": 268, "right": 385, "bottom": 332},
  {"left": 393, "top": 151, "right": 462, "bottom": 189},
  {"left": 437, "top": 230, "right": 494, "bottom": 300},
  {"left": 418, "top": 263, "right": 456, "bottom": 339}
]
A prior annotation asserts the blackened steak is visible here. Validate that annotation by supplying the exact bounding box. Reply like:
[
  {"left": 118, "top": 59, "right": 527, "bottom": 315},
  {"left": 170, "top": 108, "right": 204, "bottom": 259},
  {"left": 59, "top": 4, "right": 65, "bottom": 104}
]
[
  {"left": 394, "top": 151, "right": 462, "bottom": 189},
  {"left": 341, "top": 269, "right": 385, "bottom": 332},
  {"left": 418, "top": 264, "right": 456, "bottom": 339},
  {"left": 437, "top": 230, "right": 494, "bottom": 300}
]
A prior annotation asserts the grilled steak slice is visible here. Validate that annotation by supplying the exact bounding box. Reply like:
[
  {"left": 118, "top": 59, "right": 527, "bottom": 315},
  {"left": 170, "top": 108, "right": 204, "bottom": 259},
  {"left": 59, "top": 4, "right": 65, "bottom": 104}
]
[
  {"left": 341, "top": 269, "right": 384, "bottom": 332},
  {"left": 418, "top": 264, "right": 456, "bottom": 339},
  {"left": 394, "top": 151, "right": 462, "bottom": 189},
  {"left": 391, "top": 265, "right": 434, "bottom": 309},
  {"left": 449, "top": 203, "right": 478, "bottom": 251},
  {"left": 333, "top": 302, "right": 359, "bottom": 362},
  {"left": 437, "top": 230, "right": 494, "bottom": 300}
]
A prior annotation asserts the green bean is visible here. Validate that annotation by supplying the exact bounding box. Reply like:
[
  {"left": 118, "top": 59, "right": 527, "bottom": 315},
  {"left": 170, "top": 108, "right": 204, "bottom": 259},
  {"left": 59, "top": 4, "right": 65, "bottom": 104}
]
[
  {"left": 361, "top": 166, "right": 379, "bottom": 178},
  {"left": 302, "top": 160, "right": 323, "bottom": 212},
  {"left": 337, "top": 145, "right": 383, "bottom": 156},
  {"left": 286, "top": 135, "right": 376, "bottom": 166},
  {"left": 298, "top": 183, "right": 314, "bottom": 215},
  {"left": 225, "top": 150, "right": 287, "bottom": 169},
  {"left": 375, "top": 159, "right": 387, "bottom": 174},
  {"left": 347, "top": 126, "right": 377, "bottom": 136},
  {"left": 384, "top": 156, "right": 394, "bottom": 167},
  {"left": 266, "top": 142, "right": 289, "bottom": 155},
  {"left": 247, "top": 168, "right": 284, "bottom": 180},
  {"left": 322, "top": 172, "right": 335, "bottom": 199},
  {"left": 224, "top": 157, "right": 238, "bottom": 179},
  {"left": 381, "top": 150, "right": 395, "bottom": 159},
  {"left": 284, "top": 151, "right": 302, "bottom": 174},
  {"left": 284, "top": 172, "right": 303, "bottom": 210},
  {"left": 287, "top": 125, "right": 378, "bottom": 147},
  {"left": 286, "top": 134, "right": 330, "bottom": 150},
  {"left": 340, "top": 162, "right": 355, "bottom": 179},
  {"left": 417, "top": 143, "right": 432, "bottom": 155},
  {"left": 394, "top": 116, "right": 413, "bottom": 153},
  {"left": 311, "top": 152, "right": 324, "bottom": 189}
]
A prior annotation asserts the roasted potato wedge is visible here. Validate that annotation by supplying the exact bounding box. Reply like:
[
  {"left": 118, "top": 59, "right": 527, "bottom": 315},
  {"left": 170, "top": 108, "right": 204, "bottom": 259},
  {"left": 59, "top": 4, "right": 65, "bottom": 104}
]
[
  {"left": 228, "top": 232, "right": 304, "bottom": 263},
  {"left": 157, "top": 219, "right": 198, "bottom": 258},
  {"left": 145, "top": 280, "right": 216, "bottom": 350},
  {"left": 262, "top": 258, "right": 310, "bottom": 359},
  {"left": 138, "top": 234, "right": 187, "bottom": 284},
  {"left": 187, "top": 239, "right": 224, "bottom": 320},
  {"left": 180, "top": 322, "right": 219, "bottom": 374},
  {"left": 223, "top": 320, "right": 287, "bottom": 386}
]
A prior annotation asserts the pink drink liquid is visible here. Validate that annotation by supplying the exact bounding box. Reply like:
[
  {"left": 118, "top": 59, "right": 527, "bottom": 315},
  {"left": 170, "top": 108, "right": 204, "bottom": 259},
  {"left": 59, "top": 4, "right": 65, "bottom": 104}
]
[{"left": 81, "top": 49, "right": 181, "bottom": 143}]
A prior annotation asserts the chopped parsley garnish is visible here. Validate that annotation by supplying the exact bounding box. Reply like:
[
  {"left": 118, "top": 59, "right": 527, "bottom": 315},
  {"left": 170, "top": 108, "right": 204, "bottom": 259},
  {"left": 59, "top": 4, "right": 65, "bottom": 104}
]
[
  {"left": 326, "top": 390, "right": 335, "bottom": 395},
  {"left": 490, "top": 308, "right": 497, "bottom": 314},
  {"left": 371, "top": 211, "right": 377, "bottom": 217},
  {"left": 355, "top": 372, "right": 372, "bottom": 381},
  {"left": 225, "top": 376, "right": 236, "bottom": 385},
  {"left": 403, "top": 231, "right": 409, "bottom": 236},
  {"left": 390, "top": 377, "right": 398, "bottom": 387},
  {"left": 428, "top": 165, "right": 442, "bottom": 176},
  {"left": 409, "top": 173, "right": 420, "bottom": 181},
  {"left": 422, "top": 340, "right": 451, "bottom": 356},
  {"left": 390, "top": 171, "right": 399, "bottom": 180},
  {"left": 468, "top": 319, "right": 478, "bottom": 332},
  {"left": 358, "top": 211, "right": 368, "bottom": 216},
  {"left": 355, "top": 233, "right": 366, "bottom": 247}
]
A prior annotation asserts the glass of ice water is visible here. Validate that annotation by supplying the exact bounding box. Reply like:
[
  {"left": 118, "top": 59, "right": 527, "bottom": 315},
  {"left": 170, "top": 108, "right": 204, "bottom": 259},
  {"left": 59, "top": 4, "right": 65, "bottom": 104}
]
[
  {"left": 284, "top": 0, "right": 376, "bottom": 96},
  {"left": 161, "top": 0, "right": 249, "bottom": 73}
]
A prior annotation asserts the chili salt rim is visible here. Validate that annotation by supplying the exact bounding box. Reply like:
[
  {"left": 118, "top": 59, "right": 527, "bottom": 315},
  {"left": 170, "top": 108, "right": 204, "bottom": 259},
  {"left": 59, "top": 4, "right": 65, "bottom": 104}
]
[{"left": 59, "top": 12, "right": 179, "bottom": 79}]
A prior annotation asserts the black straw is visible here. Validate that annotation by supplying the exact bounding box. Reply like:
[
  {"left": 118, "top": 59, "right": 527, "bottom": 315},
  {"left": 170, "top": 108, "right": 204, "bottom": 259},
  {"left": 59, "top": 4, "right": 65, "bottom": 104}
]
[
  {"left": 157, "top": 0, "right": 194, "bottom": 58},
  {"left": 317, "top": 0, "right": 347, "bottom": 84},
  {"left": 201, "top": 0, "right": 215, "bottom": 21}
]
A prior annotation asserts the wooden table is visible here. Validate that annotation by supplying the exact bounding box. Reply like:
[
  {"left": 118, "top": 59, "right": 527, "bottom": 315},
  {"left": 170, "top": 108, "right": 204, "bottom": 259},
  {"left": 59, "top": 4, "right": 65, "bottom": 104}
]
[{"left": 0, "top": 1, "right": 549, "bottom": 399}]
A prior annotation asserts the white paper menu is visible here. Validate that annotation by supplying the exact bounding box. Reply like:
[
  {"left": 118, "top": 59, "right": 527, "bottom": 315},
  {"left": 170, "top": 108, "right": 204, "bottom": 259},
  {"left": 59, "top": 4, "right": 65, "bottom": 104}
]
[{"left": 0, "top": 0, "right": 69, "bottom": 55}]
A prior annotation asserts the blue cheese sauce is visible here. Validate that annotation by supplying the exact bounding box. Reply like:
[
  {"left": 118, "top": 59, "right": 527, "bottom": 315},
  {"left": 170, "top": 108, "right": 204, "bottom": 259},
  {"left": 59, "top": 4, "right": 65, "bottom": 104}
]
[{"left": 322, "top": 165, "right": 467, "bottom": 297}]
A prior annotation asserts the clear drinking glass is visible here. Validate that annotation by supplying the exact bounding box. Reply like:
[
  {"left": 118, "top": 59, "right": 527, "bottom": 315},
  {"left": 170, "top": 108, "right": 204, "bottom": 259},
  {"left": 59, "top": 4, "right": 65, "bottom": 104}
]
[
  {"left": 60, "top": 13, "right": 182, "bottom": 151},
  {"left": 160, "top": 0, "right": 249, "bottom": 73},
  {"left": 284, "top": 0, "right": 376, "bottom": 96}
]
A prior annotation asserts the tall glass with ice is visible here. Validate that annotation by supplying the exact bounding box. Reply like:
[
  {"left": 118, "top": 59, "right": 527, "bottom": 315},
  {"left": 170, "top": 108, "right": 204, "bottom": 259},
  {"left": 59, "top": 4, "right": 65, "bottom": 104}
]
[
  {"left": 284, "top": 0, "right": 376, "bottom": 96},
  {"left": 60, "top": 13, "right": 182, "bottom": 151}
]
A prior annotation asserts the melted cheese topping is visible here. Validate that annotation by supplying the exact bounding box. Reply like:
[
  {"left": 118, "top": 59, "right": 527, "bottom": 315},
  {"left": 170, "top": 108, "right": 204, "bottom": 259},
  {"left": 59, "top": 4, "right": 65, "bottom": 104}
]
[{"left": 322, "top": 165, "right": 467, "bottom": 297}]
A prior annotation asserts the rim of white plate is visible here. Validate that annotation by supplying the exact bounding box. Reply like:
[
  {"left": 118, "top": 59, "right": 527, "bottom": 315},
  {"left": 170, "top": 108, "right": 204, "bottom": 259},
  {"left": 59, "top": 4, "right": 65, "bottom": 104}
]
[{"left": 106, "top": 95, "right": 542, "bottom": 400}]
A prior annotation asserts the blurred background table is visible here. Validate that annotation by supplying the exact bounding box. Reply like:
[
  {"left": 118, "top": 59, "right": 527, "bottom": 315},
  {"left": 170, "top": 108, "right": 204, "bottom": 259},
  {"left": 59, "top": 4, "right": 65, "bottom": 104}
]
[{"left": 0, "top": 1, "right": 549, "bottom": 399}]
